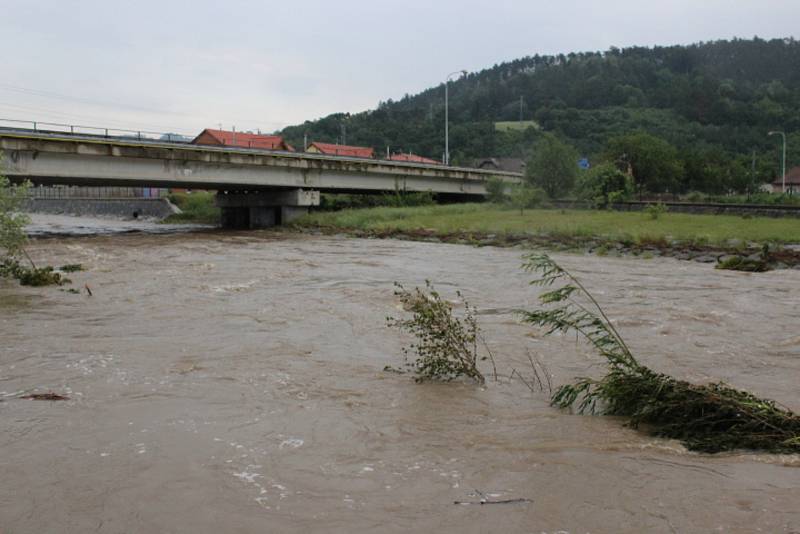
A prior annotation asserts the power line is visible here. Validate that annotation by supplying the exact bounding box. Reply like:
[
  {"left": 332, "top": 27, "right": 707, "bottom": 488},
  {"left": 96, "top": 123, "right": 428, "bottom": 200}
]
[
  {"left": 0, "top": 83, "right": 189, "bottom": 116},
  {"left": 0, "top": 102, "right": 195, "bottom": 134},
  {"left": 0, "top": 83, "right": 292, "bottom": 130}
]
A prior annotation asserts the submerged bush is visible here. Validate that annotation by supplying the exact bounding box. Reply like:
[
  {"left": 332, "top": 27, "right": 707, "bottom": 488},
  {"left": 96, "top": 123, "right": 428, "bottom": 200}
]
[
  {"left": 387, "top": 281, "right": 487, "bottom": 383},
  {"left": 1, "top": 258, "right": 70, "bottom": 286},
  {"left": 716, "top": 243, "right": 772, "bottom": 272},
  {"left": 715, "top": 256, "right": 769, "bottom": 272},
  {"left": 520, "top": 253, "right": 800, "bottom": 453}
]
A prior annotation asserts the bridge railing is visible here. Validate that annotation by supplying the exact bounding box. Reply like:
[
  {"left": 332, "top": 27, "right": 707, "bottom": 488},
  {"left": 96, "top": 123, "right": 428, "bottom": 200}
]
[
  {"left": 27, "top": 184, "right": 168, "bottom": 199},
  {"left": 0, "top": 118, "right": 192, "bottom": 143}
]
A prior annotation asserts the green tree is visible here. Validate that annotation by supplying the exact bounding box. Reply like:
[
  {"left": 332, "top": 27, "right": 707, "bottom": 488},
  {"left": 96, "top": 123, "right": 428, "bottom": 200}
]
[
  {"left": 525, "top": 134, "right": 579, "bottom": 198},
  {"left": 0, "top": 172, "right": 31, "bottom": 260},
  {"left": 484, "top": 176, "right": 509, "bottom": 203},
  {"left": 604, "top": 132, "right": 683, "bottom": 195},
  {"left": 576, "top": 163, "right": 634, "bottom": 207},
  {"left": 508, "top": 184, "right": 546, "bottom": 214}
]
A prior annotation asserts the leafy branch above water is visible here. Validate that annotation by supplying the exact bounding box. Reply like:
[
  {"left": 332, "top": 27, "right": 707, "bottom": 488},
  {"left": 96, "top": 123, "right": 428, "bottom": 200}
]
[
  {"left": 387, "top": 281, "right": 489, "bottom": 384},
  {"left": 520, "top": 253, "right": 800, "bottom": 454}
]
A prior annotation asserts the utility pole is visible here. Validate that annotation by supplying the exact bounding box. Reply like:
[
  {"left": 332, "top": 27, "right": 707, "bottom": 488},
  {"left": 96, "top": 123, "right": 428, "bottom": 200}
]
[
  {"left": 341, "top": 123, "right": 346, "bottom": 146},
  {"left": 444, "top": 70, "right": 467, "bottom": 166},
  {"left": 519, "top": 96, "right": 524, "bottom": 122}
]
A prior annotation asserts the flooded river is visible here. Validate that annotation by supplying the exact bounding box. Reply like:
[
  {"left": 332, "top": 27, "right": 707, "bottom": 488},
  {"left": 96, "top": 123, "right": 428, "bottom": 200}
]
[{"left": 1, "top": 227, "right": 799, "bottom": 533}]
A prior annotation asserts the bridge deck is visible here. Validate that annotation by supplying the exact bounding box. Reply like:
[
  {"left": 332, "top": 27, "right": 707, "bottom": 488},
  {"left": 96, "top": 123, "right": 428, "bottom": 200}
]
[{"left": 0, "top": 129, "right": 520, "bottom": 196}]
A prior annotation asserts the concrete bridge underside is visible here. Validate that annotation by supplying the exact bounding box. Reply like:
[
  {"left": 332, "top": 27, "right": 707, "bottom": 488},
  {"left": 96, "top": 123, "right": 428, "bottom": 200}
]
[{"left": 1, "top": 130, "right": 520, "bottom": 228}]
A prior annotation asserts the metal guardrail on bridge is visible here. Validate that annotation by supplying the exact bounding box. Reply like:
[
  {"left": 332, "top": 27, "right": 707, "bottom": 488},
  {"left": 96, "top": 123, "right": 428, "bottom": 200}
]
[{"left": 0, "top": 118, "right": 192, "bottom": 143}]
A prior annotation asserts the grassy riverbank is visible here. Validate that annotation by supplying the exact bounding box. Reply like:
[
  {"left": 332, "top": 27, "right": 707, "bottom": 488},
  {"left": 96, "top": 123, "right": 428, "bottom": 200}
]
[
  {"left": 161, "top": 192, "right": 219, "bottom": 224},
  {"left": 295, "top": 203, "right": 800, "bottom": 246}
]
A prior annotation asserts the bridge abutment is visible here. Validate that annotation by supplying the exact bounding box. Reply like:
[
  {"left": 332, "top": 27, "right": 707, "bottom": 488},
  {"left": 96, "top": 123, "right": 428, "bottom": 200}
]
[{"left": 215, "top": 189, "right": 319, "bottom": 229}]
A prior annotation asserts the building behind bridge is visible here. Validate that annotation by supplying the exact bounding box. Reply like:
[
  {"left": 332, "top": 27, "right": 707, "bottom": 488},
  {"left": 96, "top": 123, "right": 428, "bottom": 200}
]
[
  {"left": 306, "top": 141, "right": 375, "bottom": 158},
  {"left": 388, "top": 153, "right": 441, "bottom": 165},
  {"left": 191, "top": 128, "right": 295, "bottom": 151},
  {"left": 473, "top": 157, "right": 526, "bottom": 174}
]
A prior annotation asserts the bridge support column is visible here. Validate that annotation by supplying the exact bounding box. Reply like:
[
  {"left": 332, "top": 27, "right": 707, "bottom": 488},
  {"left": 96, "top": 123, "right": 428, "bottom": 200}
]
[{"left": 215, "top": 189, "right": 319, "bottom": 229}]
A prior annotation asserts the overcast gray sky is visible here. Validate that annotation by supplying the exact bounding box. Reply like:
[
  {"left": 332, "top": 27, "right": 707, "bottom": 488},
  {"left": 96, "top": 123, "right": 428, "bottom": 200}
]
[{"left": 1, "top": 0, "right": 797, "bottom": 136}]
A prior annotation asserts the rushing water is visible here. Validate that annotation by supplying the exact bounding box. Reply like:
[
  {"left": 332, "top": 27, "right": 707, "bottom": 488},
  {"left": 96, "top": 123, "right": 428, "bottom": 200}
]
[{"left": 1, "top": 226, "right": 799, "bottom": 533}]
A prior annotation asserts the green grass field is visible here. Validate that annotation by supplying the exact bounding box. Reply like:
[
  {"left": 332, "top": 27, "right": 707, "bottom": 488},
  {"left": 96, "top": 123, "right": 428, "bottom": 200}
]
[{"left": 296, "top": 204, "right": 800, "bottom": 245}]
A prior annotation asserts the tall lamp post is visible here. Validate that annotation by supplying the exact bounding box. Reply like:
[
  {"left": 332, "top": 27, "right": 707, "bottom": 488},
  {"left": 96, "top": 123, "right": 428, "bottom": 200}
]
[
  {"left": 444, "top": 70, "right": 467, "bottom": 166},
  {"left": 768, "top": 130, "right": 786, "bottom": 193}
]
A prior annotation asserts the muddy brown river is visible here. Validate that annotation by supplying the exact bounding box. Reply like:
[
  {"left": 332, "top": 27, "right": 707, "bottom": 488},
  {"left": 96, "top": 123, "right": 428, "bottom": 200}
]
[{"left": 1, "top": 229, "right": 799, "bottom": 533}]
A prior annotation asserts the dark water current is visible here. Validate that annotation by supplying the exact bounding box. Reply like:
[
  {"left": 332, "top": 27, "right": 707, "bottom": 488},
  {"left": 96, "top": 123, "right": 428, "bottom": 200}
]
[{"left": 1, "top": 219, "right": 799, "bottom": 533}]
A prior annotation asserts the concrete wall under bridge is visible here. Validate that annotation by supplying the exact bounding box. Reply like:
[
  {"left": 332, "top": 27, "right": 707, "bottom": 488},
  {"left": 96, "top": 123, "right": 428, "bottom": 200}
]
[
  {"left": 25, "top": 197, "right": 178, "bottom": 219},
  {"left": 215, "top": 189, "right": 320, "bottom": 229}
]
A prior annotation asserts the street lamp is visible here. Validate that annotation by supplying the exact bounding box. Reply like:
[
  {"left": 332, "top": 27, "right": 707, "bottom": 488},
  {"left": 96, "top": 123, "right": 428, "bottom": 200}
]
[
  {"left": 445, "top": 70, "right": 467, "bottom": 166},
  {"left": 768, "top": 130, "right": 786, "bottom": 193}
]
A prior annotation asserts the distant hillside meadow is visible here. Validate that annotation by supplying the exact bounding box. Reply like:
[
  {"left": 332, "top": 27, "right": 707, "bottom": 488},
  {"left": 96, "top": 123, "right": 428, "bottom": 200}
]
[{"left": 280, "top": 38, "right": 799, "bottom": 194}]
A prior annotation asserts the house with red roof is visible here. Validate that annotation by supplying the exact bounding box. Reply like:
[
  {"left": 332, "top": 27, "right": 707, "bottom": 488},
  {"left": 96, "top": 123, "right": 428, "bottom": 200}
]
[
  {"left": 771, "top": 166, "right": 800, "bottom": 194},
  {"left": 306, "top": 142, "right": 374, "bottom": 158},
  {"left": 192, "top": 128, "right": 294, "bottom": 151},
  {"left": 388, "top": 153, "right": 441, "bottom": 165}
]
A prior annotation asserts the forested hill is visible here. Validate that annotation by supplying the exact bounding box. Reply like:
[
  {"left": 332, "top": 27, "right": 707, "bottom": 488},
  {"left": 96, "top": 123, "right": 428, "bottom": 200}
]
[{"left": 279, "top": 37, "right": 799, "bottom": 186}]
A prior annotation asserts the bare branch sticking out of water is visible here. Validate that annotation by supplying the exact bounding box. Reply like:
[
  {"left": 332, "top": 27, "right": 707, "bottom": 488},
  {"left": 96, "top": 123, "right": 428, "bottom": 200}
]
[{"left": 511, "top": 349, "right": 553, "bottom": 395}]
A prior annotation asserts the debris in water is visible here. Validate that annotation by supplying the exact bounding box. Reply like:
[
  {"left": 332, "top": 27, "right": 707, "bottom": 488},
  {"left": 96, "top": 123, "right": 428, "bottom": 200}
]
[
  {"left": 85, "top": 283, "right": 93, "bottom": 296},
  {"left": 454, "top": 490, "right": 532, "bottom": 506},
  {"left": 21, "top": 392, "right": 69, "bottom": 401},
  {"left": 59, "top": 264, "right": 84, "bottom": 272}
]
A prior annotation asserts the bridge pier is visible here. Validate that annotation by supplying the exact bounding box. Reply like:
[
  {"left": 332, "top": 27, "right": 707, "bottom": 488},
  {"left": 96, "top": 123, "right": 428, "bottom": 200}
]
[{"left": 215, "top": 189, "right": 320, "bottom": 229}]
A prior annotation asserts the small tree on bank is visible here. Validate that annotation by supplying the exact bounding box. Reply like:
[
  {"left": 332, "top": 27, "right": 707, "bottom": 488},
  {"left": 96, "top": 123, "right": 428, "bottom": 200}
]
[
  {"left": 0, "top": 172, "right": 31, "bottom": 261},
  {"left": 575, "top": 163, "right": 634, "bottom": 208},
  {"left": 509, "top": 184, "right": 546, "bottom": 214},
  {"left": 525, "top": 133, "right": 579, "bottom": 199},
  {"left": 484, "top": 176, "right": 508, "bottom": 203},
  {"left": 0, "top": 169, "right": 68, "bottom": 286},
  {"left": 604, "top": 132, "right": 683, "bottom": 196}
]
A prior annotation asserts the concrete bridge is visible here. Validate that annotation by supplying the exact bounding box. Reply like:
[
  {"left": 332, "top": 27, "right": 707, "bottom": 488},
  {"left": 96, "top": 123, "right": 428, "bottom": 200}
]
[{"left": 0, "top": 128, "right": 520, "bottom": 228}]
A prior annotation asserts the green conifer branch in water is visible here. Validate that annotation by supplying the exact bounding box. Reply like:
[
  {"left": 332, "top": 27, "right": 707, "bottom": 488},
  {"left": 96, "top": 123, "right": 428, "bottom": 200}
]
[{"left": 520, "top": 253, "right": 800, "bottom": 453}]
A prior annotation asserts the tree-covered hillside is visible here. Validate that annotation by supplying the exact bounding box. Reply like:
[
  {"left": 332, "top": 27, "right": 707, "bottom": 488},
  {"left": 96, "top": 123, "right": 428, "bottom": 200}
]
[{"left": 280, "top": 37, "right": 800, "bottom": 194}]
